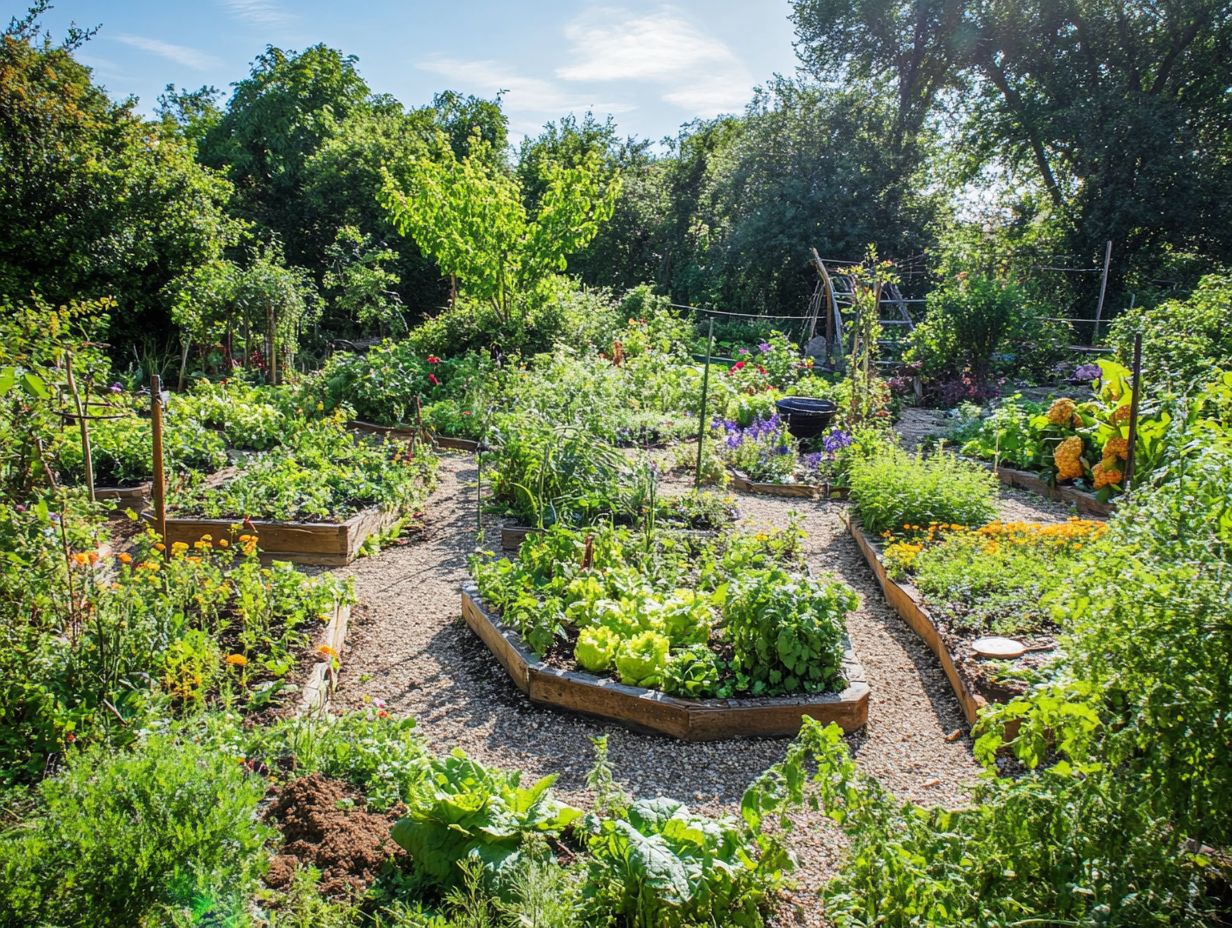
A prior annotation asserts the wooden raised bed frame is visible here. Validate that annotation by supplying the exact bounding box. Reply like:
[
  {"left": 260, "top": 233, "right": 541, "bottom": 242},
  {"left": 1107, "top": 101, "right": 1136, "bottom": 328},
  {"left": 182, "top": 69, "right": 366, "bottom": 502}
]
[
  {"left": 299, "top": 598, "right": 352, "bottom": 716},
  {"left": 990, "top": 463, "right": 1113, "bottom": 518},
  {"left": 350, "top": 419, "right": 479, "bottom": 453},
  {"left": 461, "top": 585, "right": 869, "bottom": 740},
  {"left": 844, "top": 514, "right": 988, "bottom": 725},
  {"left": 727, "top": 468, "right": 848, "bottom": 500},
  {"left": 151, "top": 505, "right": 404, "bottom": 567}
]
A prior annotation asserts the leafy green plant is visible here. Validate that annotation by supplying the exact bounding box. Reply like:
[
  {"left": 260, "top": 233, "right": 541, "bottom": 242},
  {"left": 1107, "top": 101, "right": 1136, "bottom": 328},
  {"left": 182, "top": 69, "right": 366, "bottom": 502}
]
[
  {"left": 848, "top": 445, "right": 998, "bottom": 536},
  {"left": 391, "top": 751, "right": 582, "bottom": 890}
]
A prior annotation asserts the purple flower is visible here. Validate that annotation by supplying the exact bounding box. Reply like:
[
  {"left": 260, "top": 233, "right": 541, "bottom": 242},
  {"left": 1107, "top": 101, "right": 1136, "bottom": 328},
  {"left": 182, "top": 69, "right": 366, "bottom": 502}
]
[
  {"left": 1072, "top": 363, "right": 1102, "bottom": 382},
  {"left": 822, "top": 429, "right": 853, "bottom": 454},
  {"left": 738, "top": 347, "right": 749, "bottom": 355},
  {"left": 757, "top": 341, "right": 771, "bottom": 353},
  {"left": 108, "top": 382, "right": 124, "bottom": 394}
]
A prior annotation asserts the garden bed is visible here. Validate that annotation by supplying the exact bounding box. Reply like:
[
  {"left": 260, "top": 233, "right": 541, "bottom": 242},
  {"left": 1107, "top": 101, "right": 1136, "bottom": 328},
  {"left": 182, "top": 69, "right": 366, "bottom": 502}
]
[
  {"left": 461, "top": 585, "right": 869, "bottom": 739},
  {"left": 727, "top": 468, "right": 848, "bottom": 500},
  {"left": 299, "top": 598, "right": 352, "bottom": 716},
  {"left": 846, "top": 515, "right": 995, "bottom": 725},
  {"left": 349, "top": 419, "right": 479, "bottom": 452},
  {"left": 93, "top": 481, "right": 152, "bottom": 509},
  {"left": 148, "top": 505, "right": 405, "bottom": 566},
  {"left": 990, "top": 464, "right": 1114, "bottom": 518}
]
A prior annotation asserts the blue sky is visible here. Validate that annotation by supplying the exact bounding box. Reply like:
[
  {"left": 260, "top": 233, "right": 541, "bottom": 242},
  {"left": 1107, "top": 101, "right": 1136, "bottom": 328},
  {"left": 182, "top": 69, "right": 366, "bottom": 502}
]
[{"left": 31, "top": 1, "right": 800, "bottom": 143}]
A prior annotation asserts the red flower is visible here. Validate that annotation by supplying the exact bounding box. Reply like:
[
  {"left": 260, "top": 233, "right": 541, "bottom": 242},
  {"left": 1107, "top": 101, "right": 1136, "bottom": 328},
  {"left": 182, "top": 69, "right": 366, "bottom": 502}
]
[
  {"left": 757, "top": 365, "right": 767, "bottom": 375},
  {"left": 428, "top": 373, "right": 440, "bottom": 386},
  {"left": 427, "top": 355, "right": 441, "bottom": 364},
  {"left": 731, "top": 361, "right": 746, "bottom": 371}
]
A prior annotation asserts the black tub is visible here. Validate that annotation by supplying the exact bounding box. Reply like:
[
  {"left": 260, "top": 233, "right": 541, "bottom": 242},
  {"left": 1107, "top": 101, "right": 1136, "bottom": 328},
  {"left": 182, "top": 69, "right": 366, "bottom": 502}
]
[{"left": 775, "top": 397, "right": 837, "bottom": 439}]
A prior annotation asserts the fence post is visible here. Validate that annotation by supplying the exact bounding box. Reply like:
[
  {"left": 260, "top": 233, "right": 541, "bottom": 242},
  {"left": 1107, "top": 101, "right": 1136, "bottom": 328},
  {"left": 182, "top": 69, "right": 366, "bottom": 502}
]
[
  {"left": 150, "top": 374, "right": 169, "bottom": 557},
  {"left": 1124, "top": 332, "right": 1143, "bottom": 491},
  {"left": 1093, "top": 239, "right": 1112, "bottom": 342},
  {"left": 694, "top": 319, "right": 715, "bottom": 489}
]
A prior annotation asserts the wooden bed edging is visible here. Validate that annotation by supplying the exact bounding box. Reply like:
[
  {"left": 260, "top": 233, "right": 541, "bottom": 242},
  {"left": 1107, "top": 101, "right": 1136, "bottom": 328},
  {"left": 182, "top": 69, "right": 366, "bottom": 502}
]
[
  {"left": 299, "top": 599, "right": 352, "bottom": 716},
  {"left": 349, "top": 419, "right": 479, "bottom": 453},
  {"left": 94, "top": 482, "right": 152, "bottom": 510},
  {"left": 499, "top": 523, "right": 725, "bottom": 552},
  {"left": 461, "top": 585, "right": 869, "bottom": 739},
  {"left": 843, "top": 515, "right": 985, "bottom": 726},
  {"left": 147, "top": 505, "right": 403, "bottom": 566},
  {"left": 727, "top": 469, "right": 848, "bottom": 500},
  {"left": 989, "top": 464, "right": 1114, "bottom": 518}
]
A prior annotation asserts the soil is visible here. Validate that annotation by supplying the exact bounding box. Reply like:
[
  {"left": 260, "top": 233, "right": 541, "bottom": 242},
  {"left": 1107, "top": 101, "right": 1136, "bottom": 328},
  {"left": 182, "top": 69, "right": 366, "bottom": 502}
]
[{"left": 265, "top": 773, "right": 405, "bottom": 897}]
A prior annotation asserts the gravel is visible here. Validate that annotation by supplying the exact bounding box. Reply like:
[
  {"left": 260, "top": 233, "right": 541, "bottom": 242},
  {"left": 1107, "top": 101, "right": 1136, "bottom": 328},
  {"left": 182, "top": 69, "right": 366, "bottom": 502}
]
[{"left": 329, "top": 447, "right": 1075, "bottom": 923}]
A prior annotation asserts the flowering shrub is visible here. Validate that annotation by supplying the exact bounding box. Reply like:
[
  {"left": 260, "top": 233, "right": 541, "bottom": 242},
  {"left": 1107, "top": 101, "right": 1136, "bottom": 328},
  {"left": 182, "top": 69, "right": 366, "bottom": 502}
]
[{"left": 713, "top": 413, "right": 795, "bottom": 482}]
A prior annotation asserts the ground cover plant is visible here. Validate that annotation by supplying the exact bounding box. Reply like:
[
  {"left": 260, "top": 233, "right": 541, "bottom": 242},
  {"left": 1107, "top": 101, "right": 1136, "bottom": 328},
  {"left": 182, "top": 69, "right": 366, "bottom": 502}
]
[
  {"left": 471, "top": 522, "right": 856, "bottom": 699},
  {"left": 169, "top": 415, "right": 437, "bottom": 522},
  {"left": 847, "top": 443, "right": 998, "bottom": 537}
]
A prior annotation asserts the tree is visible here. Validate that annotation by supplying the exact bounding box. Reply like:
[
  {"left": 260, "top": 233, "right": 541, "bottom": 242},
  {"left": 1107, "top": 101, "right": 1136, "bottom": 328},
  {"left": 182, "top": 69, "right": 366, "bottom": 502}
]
[
  {"left": 323, "top": 226, "right": 405, "bottom": 337},
  {"left": 0, "top": 8, "right": 240, "bottom": 348},
  {"left": 380, "top": 134, "right": 620, "bottom": 323}
]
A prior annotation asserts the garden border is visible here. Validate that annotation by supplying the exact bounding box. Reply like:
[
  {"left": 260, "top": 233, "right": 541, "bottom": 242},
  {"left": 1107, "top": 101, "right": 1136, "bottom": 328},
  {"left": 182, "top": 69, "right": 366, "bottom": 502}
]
[
  {"left": 727, "top": 468, "right": 848, "bottom": 500},
  {"left": 844, "top": 514, "right": 986, "bottom": 725},
  {"left": 147, "top": 505, "right": 403, "bottom": 566},
  {"left": 989, "top": 463, "right": 1114, "bottom": 518},
  {"left": 461, "top": 584, "right": 869, "bottom": 739},
  {"left": 299, "top": 598, "right": 352, "bottom": 716},
  {"left": 349, "top": 419, "right": 479, "bottom": 452},
  {"left": 94, "top": 482, "right": 151, "bottom": 509}
]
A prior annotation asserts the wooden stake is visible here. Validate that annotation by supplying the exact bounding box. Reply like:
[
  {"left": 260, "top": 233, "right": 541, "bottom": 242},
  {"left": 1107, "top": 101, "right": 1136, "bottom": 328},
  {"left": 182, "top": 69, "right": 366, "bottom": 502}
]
[
  {"left": 64, "top": 352, "right": 95, "bottom": 502},
  {"left": 1124, "top": 332, "right": 1143, "bottom": 491},
  {"left": 694, "top": 319, "right": 714, "bottom": 489},
  {"left": 150, "top": 374, "right": 169, "bottom": 557},
  {"left": 1093, "top": 239, "right": 1112, "bottom": 342}
]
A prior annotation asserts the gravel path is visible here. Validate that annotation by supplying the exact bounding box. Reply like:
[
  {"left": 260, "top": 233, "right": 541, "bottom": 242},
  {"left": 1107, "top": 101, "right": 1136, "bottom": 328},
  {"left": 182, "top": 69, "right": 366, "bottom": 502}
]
[{"left": 330, "top": 451, "right": 1074, "bottom": 922}]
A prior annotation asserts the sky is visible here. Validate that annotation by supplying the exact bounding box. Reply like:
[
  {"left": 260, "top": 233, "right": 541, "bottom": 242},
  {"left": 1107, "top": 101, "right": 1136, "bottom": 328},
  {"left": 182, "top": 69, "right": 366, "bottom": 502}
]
[{"left": 27, "top": 1, "right": 801, "bottom": 143}]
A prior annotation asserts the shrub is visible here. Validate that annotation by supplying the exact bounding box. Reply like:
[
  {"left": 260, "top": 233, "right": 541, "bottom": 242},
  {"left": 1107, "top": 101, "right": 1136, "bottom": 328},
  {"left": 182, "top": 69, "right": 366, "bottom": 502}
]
[
  {"left": 906, "top": 274, "right": 1066, "bottom": 387},
  {"left": 0, "top": 735, "right": 270, "bottom": 928},
  {"left": 848, "top": 445, "right": 997, "bottom": 536},
  {"left": 1108, "top": 272, "right": 1232, "bottom": 393}
]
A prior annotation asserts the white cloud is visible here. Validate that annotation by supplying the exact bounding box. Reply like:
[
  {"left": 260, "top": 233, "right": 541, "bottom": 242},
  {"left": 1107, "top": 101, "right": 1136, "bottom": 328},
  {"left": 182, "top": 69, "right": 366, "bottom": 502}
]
[
  {"left": 418, "top": 55, "right": 635, "bottom": 118},
  {"left": 557, "top": 5, "right": 752, "bottom": 117},
  {"left": 219, "top": 0, "right": 293, "bottom": 26},
  {"left": 115, "top": 34, "right": 221, "bottom": 71}
]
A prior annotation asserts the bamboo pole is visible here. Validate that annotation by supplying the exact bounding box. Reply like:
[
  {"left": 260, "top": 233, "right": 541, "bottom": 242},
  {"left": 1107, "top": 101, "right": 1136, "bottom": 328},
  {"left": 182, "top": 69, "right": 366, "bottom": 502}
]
[
  {"left": 694, "top": 319, "right": 714, "bottom": 489},
  {"left": 63, "top": 351, "right": 95, "bottom": 502},
  {"left": 150, "top": 374, "right": 169, "bottom": 558}
]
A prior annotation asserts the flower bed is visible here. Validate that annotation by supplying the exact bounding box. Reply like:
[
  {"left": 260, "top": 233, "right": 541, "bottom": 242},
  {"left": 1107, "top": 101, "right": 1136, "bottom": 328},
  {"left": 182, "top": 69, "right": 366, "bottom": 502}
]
[
  {"left": 470, "top": 523, "right": 868, "bottom": 736},
  {"left": 713, "top": 413, "right": 855, "bottom": 497}
]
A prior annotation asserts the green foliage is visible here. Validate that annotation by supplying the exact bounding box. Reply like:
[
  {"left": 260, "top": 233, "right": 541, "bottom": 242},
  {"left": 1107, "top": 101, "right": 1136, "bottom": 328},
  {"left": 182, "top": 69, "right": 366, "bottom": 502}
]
[
  {"left": 1109, "top": 273, "right": 1232, "bottom": 393},
  {"left": 392, "top": 751, "right": 582, "bottom": 890},
  {"left": 905, "top": 273, "right": 1065, "bottom": 383},
  {"left": 169, "top": 415, "right": 437, "bottom": 521},
  {"left": 613, "top": 629, "right": 670, "bottom": 688},
  {"left": 0, "top": 733, "right": 269, "bottom": 928},
  {"left": 848, "top": 444, "right": 998, "bottom": 536},
  {"left": 381, "top": 133, "right": 619, "bottom": 325}
]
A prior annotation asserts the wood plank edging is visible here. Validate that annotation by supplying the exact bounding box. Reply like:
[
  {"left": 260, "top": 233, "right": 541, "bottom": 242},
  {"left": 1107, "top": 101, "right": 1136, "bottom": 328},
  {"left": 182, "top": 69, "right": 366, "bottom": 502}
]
[
  {"left": 843, "top": 515, "right": 986, "bottom": 726},
  {"left": 727, "top": 469, "right": 848, "bottom": 501},
  {"left": 460, "top": 584, "right": 869, "bottom": 740},
  {"left": 350, "top": 420, "right": 479, "bottom": 453},
  {"left": 988, "top": 463, "right": 1114, "bottom": 518},
  {"left": 298, "top": 599, "right": 352, "bottom": 716}
]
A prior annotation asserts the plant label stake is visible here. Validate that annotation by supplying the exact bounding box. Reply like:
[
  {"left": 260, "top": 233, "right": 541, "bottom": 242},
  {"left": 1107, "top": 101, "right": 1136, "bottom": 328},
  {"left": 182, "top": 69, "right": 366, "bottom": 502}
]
[
  {"left": 694, "top": 319, "right": 714, "bottom": 489},
  {"left": 150, "top": 374, "right": 169, "bottom": 558}
]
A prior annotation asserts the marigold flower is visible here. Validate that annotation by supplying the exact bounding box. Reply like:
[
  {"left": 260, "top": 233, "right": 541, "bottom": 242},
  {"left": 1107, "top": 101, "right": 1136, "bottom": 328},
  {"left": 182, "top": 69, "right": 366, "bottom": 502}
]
[
  {"left": 171, "top": 541, "right": 189, "bottom": 554},
  {"left": 1103, "top": 436, "right": 1129, "bottom": 459},
  {"left": 217, "top": 538, "right": 229, "bottom": 548},
  {"left": 1111, "top": 405, "right": 1133, "bottom": 425},
  {"left": 154, "top": 542, "right": 166, "bottom": 551},
  {"left": 1046, "top": 397, "right": 1078, "bottom": 427},
  {"left": 317, "top": 644, "right": 339, "bottom": 660},
  {"left": 118, "top": 552, "right": 132, "bottom": 565},
  {"left": 225, "top": 654, "right": 248, "bottom": 667}
]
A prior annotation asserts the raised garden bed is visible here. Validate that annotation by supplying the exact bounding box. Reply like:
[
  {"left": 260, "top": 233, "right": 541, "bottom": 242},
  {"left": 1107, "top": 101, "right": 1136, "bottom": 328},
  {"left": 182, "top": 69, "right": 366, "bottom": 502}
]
[
  {"left": 93, "top": 481, "right": 152, "bottom": 509},
  {"left": 461, "top": 585, "right": 869, "bottom": 739},
  {"left": 990, "top": 464, "right": 1114, "bottom": 518},
  {"left": 147, "top": 505, "right": 404, "bottom": 567},
  {"left": 349, "top": 419, "right": 479, "bottom": 452},
  {"left": 727, "top": 468, "right": 848, "bottom": 500},
  {"left": 299, "top": 598, "right": 352, "bottom": 716},
  {"left": 846, "top": 514, "right": 993, "bottom": 725}
]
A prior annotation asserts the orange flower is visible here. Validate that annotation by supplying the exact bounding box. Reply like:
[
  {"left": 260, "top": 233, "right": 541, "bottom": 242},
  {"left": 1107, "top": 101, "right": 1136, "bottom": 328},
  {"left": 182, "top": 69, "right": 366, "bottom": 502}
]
[
  {"left": 225, "top": 654, "right": 248, "bottom": 667},
  {"left": 154, "top": 542, "right": 166, "bottom": 552},
  {"left": 316, "top": 644, "right": 339, "bottom": 660},
  {"left": 217, "top": 538, "right": 229, "bottom": 548},
  {"left": 118, "top": 552, "right": 133, "bottom": 564}
]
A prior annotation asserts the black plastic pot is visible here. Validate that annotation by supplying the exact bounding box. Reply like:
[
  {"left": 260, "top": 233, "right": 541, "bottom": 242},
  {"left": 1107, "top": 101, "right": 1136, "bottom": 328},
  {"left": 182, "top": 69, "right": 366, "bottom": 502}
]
[{"left": 775, "top": 397, "right": 837, "bottom": 439}]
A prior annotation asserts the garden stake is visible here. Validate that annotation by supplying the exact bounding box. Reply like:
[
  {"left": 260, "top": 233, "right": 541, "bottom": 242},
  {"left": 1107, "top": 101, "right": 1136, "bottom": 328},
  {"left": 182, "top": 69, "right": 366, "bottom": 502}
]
[
  {"left": 694, "top": 318, "right": 714, "bottom": 489},
  {"left": 150, "top": 374, "right": 169, "bottom": 558},
  {"left": 1124, "top": 332, "right": 1143, "bottom": 491},
  {"left": 63, "top": 351, "right": 95, "bottom": 502}
]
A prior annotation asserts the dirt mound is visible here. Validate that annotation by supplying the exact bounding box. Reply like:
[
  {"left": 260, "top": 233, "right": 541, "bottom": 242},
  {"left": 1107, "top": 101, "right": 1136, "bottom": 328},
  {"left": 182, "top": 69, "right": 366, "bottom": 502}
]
[{"left": 265, "top": 773, "right": 405, "bottom": 896}]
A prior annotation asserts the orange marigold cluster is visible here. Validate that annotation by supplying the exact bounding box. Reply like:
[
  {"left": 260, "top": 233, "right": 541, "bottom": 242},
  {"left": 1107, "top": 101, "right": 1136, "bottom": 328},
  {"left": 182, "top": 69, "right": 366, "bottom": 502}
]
[
  {"left": 1102, "top": 436, "right": 1129, "bottom": 459},
  {"left": 1111, "top": 405, "right": 1133, "bottom": 425},
  {"left": 1092, "top": 458, "right": 1123, "bottom": 489},
  {"left": 1046, "top": 397, "right": 1080, "bottom": 427},
  {"left": 1053, "top": 435, "right": 1085, "bottom": 481}
]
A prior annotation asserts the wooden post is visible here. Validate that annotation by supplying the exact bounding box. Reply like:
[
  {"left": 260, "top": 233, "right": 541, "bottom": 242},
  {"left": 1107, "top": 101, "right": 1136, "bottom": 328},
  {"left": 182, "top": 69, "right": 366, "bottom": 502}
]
[
  {"left": 1123, "top": 332, "right": 1143, "bottom": 491},
  {"left": 63, "top": 351, "right": 95, "bottom": 503},
  {"left": 150, "top": 374, "right": 169, "bottom": 558},
  {"left": 694, "top": 319, "right": 714, "bottom": 489},
  {"left": 1093, "top": 239, "right": 1112, "bottom": 343}
]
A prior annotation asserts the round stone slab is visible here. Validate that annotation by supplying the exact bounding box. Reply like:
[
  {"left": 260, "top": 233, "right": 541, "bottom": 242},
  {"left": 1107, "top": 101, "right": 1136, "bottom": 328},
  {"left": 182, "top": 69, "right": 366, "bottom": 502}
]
[{"left": 971, "top": 636, "right": 1027, "bottom": 659}]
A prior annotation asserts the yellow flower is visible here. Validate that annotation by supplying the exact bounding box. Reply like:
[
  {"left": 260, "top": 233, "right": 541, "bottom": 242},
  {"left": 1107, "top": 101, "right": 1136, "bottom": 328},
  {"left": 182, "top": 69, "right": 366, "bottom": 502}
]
[
  {"left": 1102, "top": 436, "right": 1129, "bottom": 459},
  {"left": 171, "top": 541, "right": 189, "bottom": 554},
  {"left": 1046, "top": 397, "right": 1078, "bottom": 427},
  {"left": 217, "top": 538, "right": 229, "bottom": 548},
  {"left": 225, "top": 654, "right": 248, "bottom": 667},
  {"left": 316, "top": 644, "right": 339, "bottom": 660}
]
